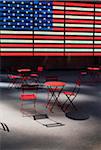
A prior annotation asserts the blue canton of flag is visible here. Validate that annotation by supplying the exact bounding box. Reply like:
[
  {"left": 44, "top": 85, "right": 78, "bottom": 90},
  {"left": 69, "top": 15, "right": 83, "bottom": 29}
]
[
  {"left": 0, "top": 0, "right": 53, "bottom": 31},
  {"left": 34, "top": 0, "right": 53, "bottom": 31}
]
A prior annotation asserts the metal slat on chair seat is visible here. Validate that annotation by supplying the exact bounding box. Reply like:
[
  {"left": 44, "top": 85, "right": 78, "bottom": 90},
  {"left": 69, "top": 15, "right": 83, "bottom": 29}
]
[
  {"left": 63, "top": 91, "right": 75, "bottom": 96},
  {"left": 20, "top": 94, "right": 37, "bottom": 101}
]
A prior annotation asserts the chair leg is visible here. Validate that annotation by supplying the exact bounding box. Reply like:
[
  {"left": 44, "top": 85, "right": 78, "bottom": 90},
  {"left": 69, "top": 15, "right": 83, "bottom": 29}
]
[
  {"left": 0, "top": 122, "right": 9, "bottom": 132},
  {"left": 20, "top": 100, "right": 37, "bottom": 116},
  {"left": 62, "top": 96, "right": 77, "bottom": 112},
  {"left": 49, "top": 94, "right": 59, "bottom": 112},
  {"left": 64, "top": 102, "right": 77, "bottom": 112},
  {"left": 33, "top": 100, "right": 37, "bottom": 113},
  {"left": 20, "top": 100, "right": 24, "bottom": 113},
  {"left": 46, "top": 91, "right": 54, "bottom": 108},
  {"left": 49, "top": 100, "right": 57, "bottom": 112},
  {"left": 46, "top": 92, "right": 50, "bottom": 107},
  {"left": 9, "top": 79, "right": 15, "bottom": 88}
]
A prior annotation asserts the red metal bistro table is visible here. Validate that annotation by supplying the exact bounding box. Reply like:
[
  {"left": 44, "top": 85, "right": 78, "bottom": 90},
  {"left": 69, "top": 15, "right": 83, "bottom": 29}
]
[{"left": 44, "top": 81, "right": 66, "bottom": 112}]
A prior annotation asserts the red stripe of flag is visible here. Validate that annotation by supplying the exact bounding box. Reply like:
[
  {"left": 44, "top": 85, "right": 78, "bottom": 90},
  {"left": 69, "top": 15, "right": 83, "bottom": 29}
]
[
  {"left": 65, "top": 28, "right": 93, "bottom": 32},
  {"left": 95, "top": 4, "right": 101, "bottom": 8},
  {"left": 95, "top": 37, "right": 101, "bottom": 40},
  {"left": 0, "top": 44, "right": 33, "bottom": 48},
  {"left": 66, "top": 11, "right": 94, "bottom": 16},
  {"left": 0, "top": 35, "right": 33, "bottom": 39},
  {"left": 94, "top": 53, "right": 101, "bottom": 56},
  {"left": 1, "top": 44, "right": 95, "bottom": 48},
  {"left": 0, "top": 52, "right": 33, "bottom": 56},
  {"left": 65, "top": 52, "right": 93, "bottom": 56},
  {"left": 34, "top": 35, "right": 64, "bottom": 40},
  {"left": 65, "top": 19, "right": 94, "bottom": 24},
  {"left": 33, "top": 44, "right": 64, "bottom": 48},
  {"left": 53, "top": 1, "right": 64, "bottom": 6},
  {"left": 94, "top": 45, "right": 101, "bottom": 48},
  {"left": 34, "top": 35, "right": 94, "bottom": 40},
  {"left": 0, "top": 44, "right": 64, "bottom": 48},
  {"left": 65, "top": 2, "right": 94, "bottom": 8},
  {"left": 65, "top": 44, "right": 93, "bottom": 48},
  {"left": 53, "top": 28, "right": 94, "bottom": 32},
  {"left": 65, "top": 36, "right": 93, "bottom": 40},
  {"left": 53, "top": 19, "right": 64, "bottom": 23},
  {"left": 53, "top": 10, "right": 64, "bottom": 15},
  {"left": 1, "top": 35, "right": 96, "bottom": 41},
  {"left": 95, "top": 28, "right": 101, "bottom": 32},
  {"left": 95, "top": 12, "right": 101, "bottom": 16},
  {"left": 54, "top": 27, "right": 64, "bottom": 31},
  {"left": 34, "top": 52, "right": 64, "bottom": 56},
  {"left": 94, "top": 20, "right": 101, "bottom": 24},
  {"left": 0, "top": 52, "right": 94, "bottom": 57}
]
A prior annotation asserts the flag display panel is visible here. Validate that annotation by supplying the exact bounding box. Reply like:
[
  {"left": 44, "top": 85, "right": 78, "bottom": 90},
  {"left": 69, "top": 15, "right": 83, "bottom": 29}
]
[{"left": 0, "top": 0, "right": 101, "bottom": 56}]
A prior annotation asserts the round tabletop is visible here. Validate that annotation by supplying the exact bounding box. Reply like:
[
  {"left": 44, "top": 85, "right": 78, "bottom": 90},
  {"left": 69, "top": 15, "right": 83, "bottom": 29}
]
[
  {"left": 44, "top": 81, "right": 66, "bottom": 87},
  {"left": 87, "top": 67, "right": 100, "bottom": 71},
  {"left": 17, "top": 68, "right": 31, "bottom": 73}
]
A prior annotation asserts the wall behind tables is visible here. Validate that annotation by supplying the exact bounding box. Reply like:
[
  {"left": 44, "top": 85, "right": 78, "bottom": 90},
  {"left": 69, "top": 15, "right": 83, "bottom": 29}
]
[{"left": 0, "top": 56, "right": 101, "bottom": 73}]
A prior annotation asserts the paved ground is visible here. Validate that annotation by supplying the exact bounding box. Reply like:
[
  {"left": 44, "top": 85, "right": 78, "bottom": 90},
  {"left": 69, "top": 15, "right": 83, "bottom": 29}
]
[{"left": 0, "top": 71, "right": 101, "bottom": 150}]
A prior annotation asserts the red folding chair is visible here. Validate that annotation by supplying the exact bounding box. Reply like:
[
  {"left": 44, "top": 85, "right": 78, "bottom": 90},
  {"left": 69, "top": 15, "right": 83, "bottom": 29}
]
[
  {"left": 44, "top": 76, "right": 66, "bottom": 112},
  {"left": 8, "top": 74, "right": 22, "bottom": 88},
  {"left": 19, "top": 84, "right": 38, "bottom": 116},
  {"left": 30, "top": 66, "right": 43, "bottom": 84},
  {"left": 7, "top": 67, "right": 22, "bottom": 88},
  {"left": 17, "top": 68, "right": 31, "bottom": 86},
  {"left": 62, "top": 80, "right": 81, "bottom": 113}
]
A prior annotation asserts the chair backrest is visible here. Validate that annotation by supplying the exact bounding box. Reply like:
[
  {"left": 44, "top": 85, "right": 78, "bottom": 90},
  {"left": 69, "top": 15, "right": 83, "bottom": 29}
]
[
  {"left": 79, "top": 70, "right": 88, "bottom": 79},
  {"left": 72, "top": 79, "right": 81, "bottom": 98},
  {"left": 37, "top": 66, "right": 43, "bottom": 72},
  {"left": 76, "top": 80, "right": 81, "bottom": 86}
]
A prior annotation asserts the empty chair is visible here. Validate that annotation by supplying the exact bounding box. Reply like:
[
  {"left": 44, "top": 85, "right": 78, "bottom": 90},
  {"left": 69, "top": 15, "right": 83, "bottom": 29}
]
[
  {"left": 19, "top": 84, "right": 38, "bottom": 116},
  {"left": 79, "top": 70, "right": 88, "bottom": 83},
  {"left": 7, "top": 67, "right": 22, "bottom": 88},
  {"left": 17, "top": 68, "right": 31, "bottom": 85},
  {"left": 30, "top": 66, "right": 44, "bottom": 84},
  {"left": 62, "top": 80, "right": 81, "bottom": 113},
  {"left": 8, "top": 74, "right": 22, "bottom": 88}
]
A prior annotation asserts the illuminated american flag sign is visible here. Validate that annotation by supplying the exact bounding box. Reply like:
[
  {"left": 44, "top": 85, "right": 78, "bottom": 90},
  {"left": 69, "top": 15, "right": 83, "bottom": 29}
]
[{"left": 0, "top": 0, "right": 101, "bottom": 56}]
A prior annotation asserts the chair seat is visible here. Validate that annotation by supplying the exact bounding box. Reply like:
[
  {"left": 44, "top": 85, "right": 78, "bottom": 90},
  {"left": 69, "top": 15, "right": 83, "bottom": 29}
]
[
  {"left": 80, "top": 71, "right": 87, "bottom": 75},
  {"left": 20, "top": 94, "right": 37, "bottom": 101},
  {"left": 63, "top": 91, "right": 75, "bottom": 96},
  {"left": 87, "top": 67, "right": 100, "bottom": 71},
  {"left": 22, "top": 76, "right": 30, "bottom": 80},
  {"left": 9, "top": 75, "right": 21, "bottom": 79}
]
